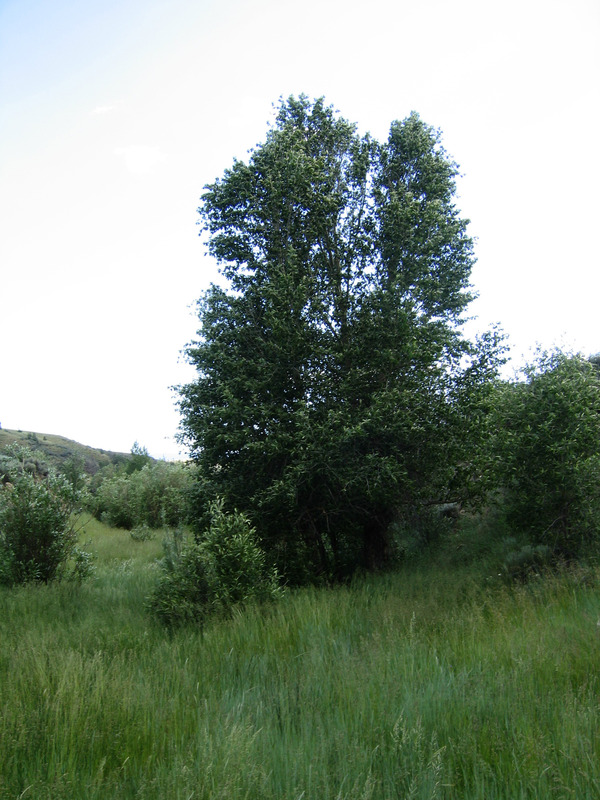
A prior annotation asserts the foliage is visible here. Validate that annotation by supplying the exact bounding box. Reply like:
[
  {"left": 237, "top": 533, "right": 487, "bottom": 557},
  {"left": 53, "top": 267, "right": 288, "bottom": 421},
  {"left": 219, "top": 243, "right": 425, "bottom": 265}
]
[
  {"left": 502, "top": 541, "right": 553, "bottom": 582},
  {"left": 387, "top": 504, "right": 459, "bottom": 562},
  {"left": 92, "top": 473, "right": 134, "bottom": 528},
  {"left": 491, "top": 351, "right": 600, "bottom": 556},
  {"left": 61, "top": 454, "right": 88, "bottom": 492},
  {"left": 126, "top": 441, "right": 152, "bottom": 474},
  {"left": 149, "top": 500, "right": 283, "bottom": 627},
  {"left": 91, "top": 460, "right": 192, "bottom": 530},
  {"left": 130, "top": 523, "right": 155, "bottom": 542},
  {"left": 0, "top": 445, "right": 93, "bottom": 585},
  {"left": 178, "top": 95, "right": 504, "bottom": 580}
]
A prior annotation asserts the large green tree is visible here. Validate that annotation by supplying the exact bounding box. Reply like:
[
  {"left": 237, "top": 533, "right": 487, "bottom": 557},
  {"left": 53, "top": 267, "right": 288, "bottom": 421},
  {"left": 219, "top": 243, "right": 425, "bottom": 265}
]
[{"left": 179, "top": 96, "right": 501, "bottom": 580}]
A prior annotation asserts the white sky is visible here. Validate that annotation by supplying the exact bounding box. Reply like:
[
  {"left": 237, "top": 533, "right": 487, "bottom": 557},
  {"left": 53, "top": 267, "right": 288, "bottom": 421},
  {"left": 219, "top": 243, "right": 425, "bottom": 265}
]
[{"left": 1, "top": 0, "right": 598, "bottom": 459}]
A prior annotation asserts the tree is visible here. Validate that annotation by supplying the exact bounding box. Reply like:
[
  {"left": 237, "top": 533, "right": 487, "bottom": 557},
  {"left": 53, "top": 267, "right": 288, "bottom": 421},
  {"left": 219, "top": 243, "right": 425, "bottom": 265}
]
[
  {"left": 491, "top": 351, "right": 600, "bottom": 557},
  {"left": 178, "top": 96, "right": 502, "bottom": 581},
  {"left": 127, "top": 441, "right": 151, "bottom": 474}
]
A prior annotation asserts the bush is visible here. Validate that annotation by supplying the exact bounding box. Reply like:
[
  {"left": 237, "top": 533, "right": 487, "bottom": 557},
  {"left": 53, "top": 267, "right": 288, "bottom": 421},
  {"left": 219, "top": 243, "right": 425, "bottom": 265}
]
[
  {"left": 502, "top": 542, "right": 553, "bottom": 582},
  {"left": 491, "top": 351, "right": 600, "bottom": 557},
  {"left": 96, "top": 475, "right": 134, "bottom": 529},
  {"left": 149, "top": 501, "right": 283, "bottom": 627},
  {"left": 148, "top": 531, "right": 216, "bottom": 626},
  {"left": 130, "top": 523, "right": 155, "bottom": 542},
  {"left": 91, "top": 462, "right": 191, "bottom": 530},
  {"left": 0, "top": 446, "right": 93, "bottom": 586},
  {"left": 389, "top": 505, "right": 459, "bottom": 562}
]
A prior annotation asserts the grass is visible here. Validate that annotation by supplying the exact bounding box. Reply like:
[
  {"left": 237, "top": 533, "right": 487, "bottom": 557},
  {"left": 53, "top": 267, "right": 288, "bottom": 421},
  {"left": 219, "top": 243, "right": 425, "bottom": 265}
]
[{"left": 0, "top": 516, "right": 599, "bottom": 799}]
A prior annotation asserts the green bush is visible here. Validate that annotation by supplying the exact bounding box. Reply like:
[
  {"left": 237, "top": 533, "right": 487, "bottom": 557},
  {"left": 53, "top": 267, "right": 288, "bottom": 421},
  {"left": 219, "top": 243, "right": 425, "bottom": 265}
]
[
  {"left": 130, "top": 523, "right": 155, "bottom": 542},
  {"left": 91, "top": 462, "right": 191, "bottom": 530},
  {"left": 95, "top": 475, "right": 134, "bottom": 529},
  {"left": 491, "top": 351, "right": 600, "bottom": 557},
  {"left": 0, "top": 446, "right": 93, "bottom": 586},
  {"left": 148, "top": 532, "right": 216, "bottom": 626},
  {"left": 502, "top": 541, "right": 553, "bottom": 581},
  {"left": 149, "top": 501, "right": 283, "bottom": 627},
  {"left": 389, "top": 505, "right": 459, "bottom": 562}
]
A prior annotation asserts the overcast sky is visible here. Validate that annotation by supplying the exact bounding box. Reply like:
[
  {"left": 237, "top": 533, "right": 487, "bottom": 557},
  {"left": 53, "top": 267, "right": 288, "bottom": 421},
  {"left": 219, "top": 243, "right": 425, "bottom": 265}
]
[{"left": 1, "top": 0, "right": 598, "bottom": 459}]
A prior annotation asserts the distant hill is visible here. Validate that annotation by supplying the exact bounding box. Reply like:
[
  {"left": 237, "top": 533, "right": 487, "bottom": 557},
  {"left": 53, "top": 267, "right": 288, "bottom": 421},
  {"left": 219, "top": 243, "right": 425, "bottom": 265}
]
[{"left": 0, "top": 428, "right": 134, "bottom": 475}]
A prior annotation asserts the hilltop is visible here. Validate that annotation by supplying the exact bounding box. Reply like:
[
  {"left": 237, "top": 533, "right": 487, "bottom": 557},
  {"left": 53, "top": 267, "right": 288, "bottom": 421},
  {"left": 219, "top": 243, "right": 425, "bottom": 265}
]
[{"left": 0, "top": 427, "right": 134, "bottom": 475}]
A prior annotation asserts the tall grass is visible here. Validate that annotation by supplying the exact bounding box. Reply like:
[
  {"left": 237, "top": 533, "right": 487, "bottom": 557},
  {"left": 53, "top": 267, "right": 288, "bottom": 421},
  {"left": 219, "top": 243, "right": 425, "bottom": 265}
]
[{"left": 1, "top": 517, "right": 598, "bottom": 799}]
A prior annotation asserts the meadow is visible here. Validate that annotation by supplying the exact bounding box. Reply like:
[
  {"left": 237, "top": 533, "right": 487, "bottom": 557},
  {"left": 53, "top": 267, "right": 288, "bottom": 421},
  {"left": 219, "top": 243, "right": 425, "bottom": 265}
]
[{"left": 0, "top": 515, "right": 598, "bottom": 799}]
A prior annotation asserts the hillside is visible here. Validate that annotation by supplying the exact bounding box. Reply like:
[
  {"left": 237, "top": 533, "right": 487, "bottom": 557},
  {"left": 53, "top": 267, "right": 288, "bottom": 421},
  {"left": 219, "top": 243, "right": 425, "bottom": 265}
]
[{"left": 0, "top": 427, "right": 133, "bottom": 475}]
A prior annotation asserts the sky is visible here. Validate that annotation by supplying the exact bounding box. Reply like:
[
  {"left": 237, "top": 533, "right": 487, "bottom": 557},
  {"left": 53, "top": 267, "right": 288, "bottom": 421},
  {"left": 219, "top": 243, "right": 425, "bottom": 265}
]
[{"left": 1, "top": 0, "right": 599, "bottom": 459}]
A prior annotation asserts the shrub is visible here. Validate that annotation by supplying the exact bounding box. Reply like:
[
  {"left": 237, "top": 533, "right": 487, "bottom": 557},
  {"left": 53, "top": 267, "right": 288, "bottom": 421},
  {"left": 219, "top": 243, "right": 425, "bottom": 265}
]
[
  {"left": 491, "top": 351, "right": 600, "bottom": 557},
  {"left": 94, "top": 475, "right": 134, "bottom": 529},
  {"left": 148, "top": 532, "right": 216, "bottom": 626},
  {"left": 91, "top": 462, "right": 191, "bottom": 530},
  {"left": 0, "top": 446, "right": 93, "bottom": 586},
  {"left": 149, "top": 501, "right": 283, "bottom": 627},
  {"left": 389, "top": 505, "right": 458, "bottom": 562},
  {"left": 130, "top": 523, "right": 155, "bottom": 542},
  {"left": 502, "top": 541, "right": 553, "bottom": 581}
]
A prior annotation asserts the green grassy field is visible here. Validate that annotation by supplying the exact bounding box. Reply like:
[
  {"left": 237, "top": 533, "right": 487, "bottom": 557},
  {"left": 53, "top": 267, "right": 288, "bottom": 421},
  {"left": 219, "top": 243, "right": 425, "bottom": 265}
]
[{"left": 1, "top": 516, "right": 598, "bottom": 799}]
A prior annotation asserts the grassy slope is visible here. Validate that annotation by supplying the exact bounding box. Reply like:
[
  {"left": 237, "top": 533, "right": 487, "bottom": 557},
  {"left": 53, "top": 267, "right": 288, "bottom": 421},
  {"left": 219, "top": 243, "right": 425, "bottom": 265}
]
[
  {"left": 0, "top": 517, "right": 598, "bottom": 799},
  {"left": 0, "top": 428, "right": 131, "bottom": 474}
]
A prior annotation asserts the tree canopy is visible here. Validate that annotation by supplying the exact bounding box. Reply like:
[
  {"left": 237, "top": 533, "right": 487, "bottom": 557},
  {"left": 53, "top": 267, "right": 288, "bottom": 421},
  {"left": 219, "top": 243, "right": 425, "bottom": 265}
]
[{"left": 178, "top": 96, "right": 502, "bottom": 581}]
